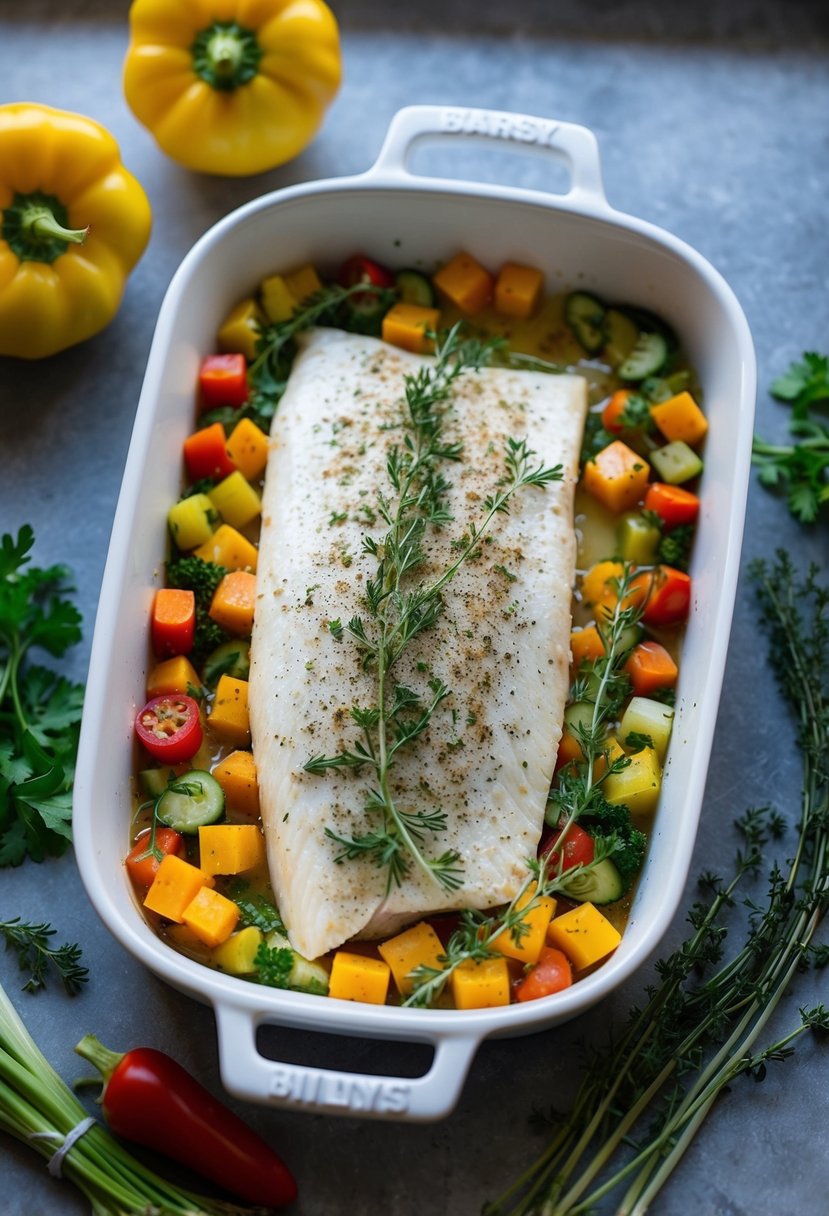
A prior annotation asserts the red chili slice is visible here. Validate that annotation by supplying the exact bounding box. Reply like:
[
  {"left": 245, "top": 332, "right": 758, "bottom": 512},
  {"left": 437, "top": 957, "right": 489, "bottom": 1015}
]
[{"left": 134, "top": 694, "right": 203, "bottom": 764}]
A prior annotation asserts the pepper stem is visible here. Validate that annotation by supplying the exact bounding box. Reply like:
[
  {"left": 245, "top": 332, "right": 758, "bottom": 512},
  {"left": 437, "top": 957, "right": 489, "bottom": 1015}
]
[
  {"left": 24, "top": 204, "right": 88, "bottom": 247},
  {"left": 191, "top": 21, "right": 262, "bottom": 91},
  {"left": 205, "top": 30, "right": 244, "bottom": 81},
  {"left": 2, "top": 190, "right": 88, "bottom": 264},
  {"left": 75, "top": 1034, "right": 124, "bottom": 1093}
]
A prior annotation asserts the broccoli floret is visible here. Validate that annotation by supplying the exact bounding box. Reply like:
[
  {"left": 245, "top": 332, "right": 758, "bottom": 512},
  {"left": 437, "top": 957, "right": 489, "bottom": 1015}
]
[
  {"left": 166, "top": 555, "right": 231, "bottom": 664},
  {"left": 579, "top": 788, "right": 647, "bottom": 891}
]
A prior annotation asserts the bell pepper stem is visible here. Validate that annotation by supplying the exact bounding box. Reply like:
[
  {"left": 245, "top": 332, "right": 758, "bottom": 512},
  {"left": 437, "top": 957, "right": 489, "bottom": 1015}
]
[
  {"left": 206, "top": 30, "right": 244, "bottom": 80},
  {"left": 23, "top": 203, "right": 87, "bottom": 247},
  {"left": 75, "top": 1034, "right": 124, "bottom": 1091}
]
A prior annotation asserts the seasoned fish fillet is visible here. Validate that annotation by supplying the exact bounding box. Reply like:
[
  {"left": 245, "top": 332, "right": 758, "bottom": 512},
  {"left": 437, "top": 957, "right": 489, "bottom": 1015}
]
[{"left": 249, "top": 327, "right": 587, "bottom": 960}]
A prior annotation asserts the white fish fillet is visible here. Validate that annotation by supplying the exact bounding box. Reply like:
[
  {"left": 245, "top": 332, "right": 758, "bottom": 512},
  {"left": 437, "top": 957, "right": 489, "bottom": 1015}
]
[{"left": 249, "top": 328, "right": 587, "bottom": 960}]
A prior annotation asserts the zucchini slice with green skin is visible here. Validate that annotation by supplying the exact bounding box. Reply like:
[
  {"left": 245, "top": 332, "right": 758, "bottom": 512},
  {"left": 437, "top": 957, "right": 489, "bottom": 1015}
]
[
  {"left": 560, "top": 857, "right": 625, "bottom": 905},
  {"left": 395, "top": 269, "right": 435, "bottom": 307},
  {"left": 139, "top": 767, "right": 176, "bottom": 798},
  {"left": 603, "top": 308, "right": 640, "bottom": 368},
  {"left": 618, "top": 332, "right": 669, "bottom": 381},
  {"left": 156, "top": 769, "right": 225, "bottom": 834},
  {"left": 202, "top": 639, "right": 250, "bottom": 688},
  {"left": 565, "top": 291, "right": 606, "bottom": 354}
]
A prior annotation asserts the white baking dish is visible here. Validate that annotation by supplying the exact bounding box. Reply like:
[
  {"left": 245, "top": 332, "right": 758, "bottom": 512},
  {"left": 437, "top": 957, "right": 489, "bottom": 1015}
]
[{"left": 74, "top": 105, "right": 755, "bottom": 1122}]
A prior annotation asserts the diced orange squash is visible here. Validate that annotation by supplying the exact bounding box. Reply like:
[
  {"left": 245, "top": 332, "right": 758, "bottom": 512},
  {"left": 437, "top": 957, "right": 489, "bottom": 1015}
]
[
  {"left": 581, "top": 558, "right": 649, "bottom": 620},
  {"left": 208, "top": 471, "right": 261, "bottom": 530},
  {"left": 208, "top": 570, "right": 257, "bottom": 636},
  {"left": 593, "top": 734, "right": 626, "bottom": 781},
  {"left": 582, "top": 441, "right": 651, "bottom": 513},
  {"left": 143, "top": 854, "right": 215, "bottom": 923},
  {"left": 328, "top": 951, "right": 391, "bottom": 1004},
  {"left": 494, "top": 262, "right": 544, "bottom": 319},
  {"left": 212, "top": 750, "right": 260, "bottom": 817},
  {"left": 378, "top": 922, "right": 445, "bottom": 997},
  {"left": 168, "top": 493, "right": 215, "bottom": 550},
  {"left": 649, "top": 390, "right": 708, "bottom": 446},
  {"left": 260, "top": 274, "right": 298, "bottom": 323},
  {"left": 451, "top": 956, "right": 511, "bottom": 1009},
  {"left": 433, "top": 251, "right": 494, "bottom": 315},
  {"left": 194, "top": 524, "right": 258, "bottom": 572},
  {"left": 146, "top": 655, "right": 201, "bottom": 698},
  {"left": 546, "top": 902, "right": 622, "bottom": 970},
  {"left": 603, "top": 745, "right": 662, "bottom": 817},
  {"left": 226, "top": 417, "right": 269, "bottom": 481},
  {"left": 182, "top": 886, "right": 241, "bottom": 948},
  {"left": 207, "top": 675, "right": 250, "bottom": 747},
  {"left": 570, "top": 624, "right": 605, "bottom": 668},
  {"left": 491, "top": 887, "right": 556, "bottom": 964},
  {"left": 212, "top": 925, "right": 263, "bottom": 974},
  {"left": 555, "top": 728, "right": 584, "bottom": 772},
  {"left": 284, "top": 263, "right": 323, "bottom": 303},
  {"left": 217, "top": 297, "right": 264, "bottom": 361},
  {"left": 381, "top": 301, "right": 441, "bottom": 354},
  {"left": 198, "top": 824, "right": 266, "bottom": 876}
]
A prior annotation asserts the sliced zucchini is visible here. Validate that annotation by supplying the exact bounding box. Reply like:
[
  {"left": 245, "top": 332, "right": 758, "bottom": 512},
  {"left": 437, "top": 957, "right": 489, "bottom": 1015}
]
[
  {"left": 264, "top": 931, "right": 330, "bottom": 995},
  {"left": 618, "top": 332, "right": 669, "bottom": 381},
  {"left": 139, "top": 767, "right": 175, "bottom": 798},
  {"left": 202, "top": 639, "right": 250, "bottom": 688},
  {"left": 614, "top": 305, "right": 678, "bottom": 351},
  {"left": 560, "top": 857, "right": 625, "bottom": 905},
  {"left": 616, "top": 512, "right": 661, "bottom": 565},
  {"left": 650, "top": 440, "right": 704, "bottom": 484},
  {"left": 602, "top": 308, "right": 639, "bottom": 367},
  {"left": 395, "top": 269, "right": 435, "bottom": 307},
  {"left": 156, "top": 769, "right": 225, "bottom": 834},
  {"left": 565, "top": 291, "right": 606, "bottom": 354}
]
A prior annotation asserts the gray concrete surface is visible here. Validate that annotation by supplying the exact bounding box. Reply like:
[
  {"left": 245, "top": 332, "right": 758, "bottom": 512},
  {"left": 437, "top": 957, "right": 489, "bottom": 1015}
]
[{"left": 1, "top": 3, "right": 827, "bottom": 1213}]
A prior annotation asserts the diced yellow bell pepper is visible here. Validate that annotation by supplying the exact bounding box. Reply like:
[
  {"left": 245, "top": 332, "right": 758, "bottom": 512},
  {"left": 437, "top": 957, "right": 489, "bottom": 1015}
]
[
  {"left": 198, "top": 824, "right": 266, "bottom": 876},
  {"left": 143, "top": 854, "right": 214, "bottom": 923},
  {"left": 207, "top": 675, "right": 250, "bottom": 748},
  {"left": 603, "top": 745, "right": 662, "bottom": 817},
  {"left": 194, "top": 524, "right": 258, "bottom": 572},
  {"left": 146, "top": 655, "right": 201, "bottom": 698},
  {"left": 217, "top": 297, "right": 264, "bottom": 361},
  {"left": 167, "top": 493, "right": 215, "bottom": 550},
  {"left": 284, "top": 264, "right": 323, "bottom": 303},
  {"left": 546, "top": 903, "right": 622, "bottom": 971},
  {"left": 451, "top": 957, "right": 511, "bottom": 1009},
  {"left": 212, "top": 926, "right": 263, "bottom": 975},
  {"left": 260, "top": 274, "right": 298, "bottom": 323},
  {"left": 227, "top": 417, "right": 269, "bottom": 482},
  {"left": 490, "top": 887, "right": 556, "bottom": 964},
  {"left": 328, "top": 951, "right": 391, "bottom": 1004},
  {"left": 208, "top": 471, "right": 261, "bottom": 530},
  {"left": 182, "top": 886, "right": 240, "bottom": 948},
  {"left": 377, "top": 922, "right": 445, "bottom": 997},
  {"left": 494, "top": 262, "right": 544, "bottom": 319},
  {"left": 381, "top": 301, "right": 441, "bottom": 354},
  {"left": 619, "top": 696, "right": 675, "bottom": 760},
  {"left": 212, "top": 750, "right": 260, "bottom": 818}
]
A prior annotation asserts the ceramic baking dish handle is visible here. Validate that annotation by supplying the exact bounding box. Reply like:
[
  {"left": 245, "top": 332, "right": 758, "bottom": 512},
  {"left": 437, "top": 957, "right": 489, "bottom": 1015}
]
[
  {"left": 214, "top": 1000, "right": 482, "bottom": 1122},
  {"left": 369, "top": 104, "right": 607, "bottom": 207}
]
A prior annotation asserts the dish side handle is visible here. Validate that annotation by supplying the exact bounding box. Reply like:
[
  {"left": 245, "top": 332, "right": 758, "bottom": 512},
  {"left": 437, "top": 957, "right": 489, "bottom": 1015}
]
[
  {"left": 214, "top": 1000, "right": 483, "bottom": 1122},
  {"left": 368, "top": 103, "right": 608, "bottom": 206}
]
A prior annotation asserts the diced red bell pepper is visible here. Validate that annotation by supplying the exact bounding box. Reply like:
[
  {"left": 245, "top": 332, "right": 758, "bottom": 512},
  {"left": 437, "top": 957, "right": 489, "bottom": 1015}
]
[
  {"left": 199, "top": 353, "right": 248, "bottom": 409},
  {"left": 183, "top": 422, "right": 236, "bottom": 481},
  {"left": 125, "top": 828, "right": 185, "bottom": 888},
  {"left": 151, "top": 588, "right": 196, "bottom": 658},
  {"left": 644, "top": 481, "right": 700, "bottom": 529}
]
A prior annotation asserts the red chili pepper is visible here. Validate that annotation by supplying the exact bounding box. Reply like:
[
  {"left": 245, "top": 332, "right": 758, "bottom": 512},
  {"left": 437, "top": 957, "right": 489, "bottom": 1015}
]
[
  {"left": 150, "top": 588, "right": 196, "bottom": 658},
  {"left": 75, "top": 1035, "right": 297, "bottom": 1208},
  {"left": 199, "top": 353, "right": 249, "bottom": 409},
  {"left": 135, "top": 694, "right": 203, "bottom": 764}
]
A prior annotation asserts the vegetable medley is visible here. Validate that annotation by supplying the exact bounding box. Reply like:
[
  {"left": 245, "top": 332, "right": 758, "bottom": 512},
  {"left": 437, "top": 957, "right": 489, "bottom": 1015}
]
[{"left": 127, "top": 250, "right": 706, "bottom": 1010}]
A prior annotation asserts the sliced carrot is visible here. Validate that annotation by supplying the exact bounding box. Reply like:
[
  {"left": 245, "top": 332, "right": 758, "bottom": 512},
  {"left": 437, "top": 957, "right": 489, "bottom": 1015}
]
[
  {"left": 644, "top": 481, "right": 700, "bottom": 529},
  {"left": 208, "top": 570, "right": 257, "bottom": 636},
  {"left": 624, "top": 640, "right": 679, "bottom": 695},
  {"left": 182, "top": 422, "right": 236, "bottom": 482},
  {"left": 649, "top": 390, "right": 708, "bottom": 446},
  {"left": 582, "top": 440, "right": 651, "bottom": 513}
]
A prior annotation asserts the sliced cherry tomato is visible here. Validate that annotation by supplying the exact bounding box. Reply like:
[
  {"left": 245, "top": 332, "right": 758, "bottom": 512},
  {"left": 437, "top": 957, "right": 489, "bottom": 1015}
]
[
  {"left": 641, "top": 565, "right": 692, "bottom": 627},
  {"left": 135, "top": 695, "right": 203, "bottom": 764},
  {"left": 540, "top": 822, "right": 595, "bottom": 872},
  {"left": 339, "top": 254, "right": 395, "bottom": 315},
  {"left": 515, "top": 946, "right": 573, "bottom": 1002},
  {"left": 199, "top": 353, "right": 248, "bottom": 409},
  {"left": 125, "top": 827, "right": 185, "bottom": 888},
  {"left": 151, "top": 588, "right": 196, "bottom": 658},
  {"left": 644, "top": 481, "right": 700, "bottom": 530}
]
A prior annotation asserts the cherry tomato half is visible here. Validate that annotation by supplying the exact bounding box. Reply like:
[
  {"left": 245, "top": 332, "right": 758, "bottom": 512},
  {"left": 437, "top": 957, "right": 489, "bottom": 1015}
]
[
  {"left": 540, "top": 822, "right": 595, "bottom": 873},
  {"left": 515, "top": 946, "right": 573, "bottom": 1002},
  {"left": 135, "top": 695, "right": 203, "bottom": 765}
]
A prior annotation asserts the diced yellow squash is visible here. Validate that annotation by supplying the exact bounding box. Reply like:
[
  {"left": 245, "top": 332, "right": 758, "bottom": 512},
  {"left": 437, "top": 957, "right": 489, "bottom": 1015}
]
[
  {"left": 212, "top": 925, "right": 263, "bottom": 975},
  {"left": 194, "top": 524, "right": 258, "bottom": 572},
  {"left": 494, "top": 262, "right": 544, "bottom": 319},
  {"left": 208, "top": 570, "right": 257, "bottom": 636},
  {"left": 198, "top": 824, "right": 266, "bottom": 876},
  {"left": 146, "top": 655, "right": 201, "bottom": 698},
  {"left": 168, "top": 493, "right": 215, "bottom": 550},
  {"left": 381, "top": 301, "right": 441, "bottom": 354},
  {"left": 649, "top": 390, "right": 708, "bottom": 447},
  {"left": 328, "top": 951, "right": 391, "bottom": 1004},
  {"left": 217, "top": 297, "right": 264, "bottom": 361},
  {"left": 490, "top": 887, "right": 556, "bottom": 964},
  {"left": 143, "top": 854, "right": 214, "bottom": 923},
  {"left": 451, "top": 957, "right": 511, "bottom": 1009},
  {"left": 619, "top": 696, "right": 675, "bottom": 759},
  {"left": 260, "top": 274, "right": 298, "bottom": 323},
  {"left": 377, "top": 922, "right": 445, "bottom": 997},
  {"left": 284, "top": 263, "right": 323, "bottom": 303},
  {"left": 546, "top": 902, "right": 622, "bottom": 971},
  {"left": 226, "top": 417, "right": 269, "bottom": 481},
  {"left": 208, "top": 471, "right": 261, "bottom": 530},
  {"left": 207, "top": 675, "right": 250, "bottom": 747},
  {"left": 603, "top": 745, "right": 662, "bottom": 817},
  {"left": 582, "top": 440, "right": 652, "bottom": 514},
  {"left": 182, "top": 886, "right": 240, "bottom": 948},
  {"left": 433, "top": 251, "right": 494, "bottom": 315},
  {"left": 212, "top": 749, "right": 260, "bottom": 817}
]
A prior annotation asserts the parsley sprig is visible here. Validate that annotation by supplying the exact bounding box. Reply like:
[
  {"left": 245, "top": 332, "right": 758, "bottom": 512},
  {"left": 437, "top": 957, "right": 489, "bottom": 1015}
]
[
  {"left": 305, "top": 325, "right": 563, "bottom": 894},
  {"left": 0, "top": 526, "right": 84, "bottom": 865},
  {"left": 752, "top": 351, "right": 829, "bottom": 522}
]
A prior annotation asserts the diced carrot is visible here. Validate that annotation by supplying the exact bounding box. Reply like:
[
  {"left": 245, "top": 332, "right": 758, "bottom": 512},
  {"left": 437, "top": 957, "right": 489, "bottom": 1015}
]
[
  {"left": 433, "top": 251, "right": 494, "bottom": 315},
  {"left": 644, "top": 481, "right": 700, "bottom": 529},
  {"left": 208, "top": 570, "right": 257, "bottom": 636},
  {"left": 649, "top": 390, "right": 708, "bottom": 446},
  {"left": 151, "top": 588, "right": 195, "bottom": 658},
  {"left": 624, "top": 640, "right": 679, "bottom": 696},
  {"left": 125, "top": 828, "right": 185, "bottom": 889},
  {"left": 146, "top": 655, "right": 201, "bottom": 698},
  {"left": 494, "top": 262, "right": 544, "bottom": 319},
  {"left": 182, "top": 422, "right": 236, "bottom": 482},
  {"left": 640, "top": 566, "right": 692, "bottom": 627},
  {"left": 226, "top": 417, "right": 269, "bottom": 481},
  {"left": 569, "top": 624, "right": 605, "bottom": 668},
  {"left": 582, "top": 440, "right": 651, "bottom": 513},
  {"left": 381, "top": 301, "right": 441, "bottom": 354},
  {"left": 601, "top": 390, "right": 632, "bottom": 435}
]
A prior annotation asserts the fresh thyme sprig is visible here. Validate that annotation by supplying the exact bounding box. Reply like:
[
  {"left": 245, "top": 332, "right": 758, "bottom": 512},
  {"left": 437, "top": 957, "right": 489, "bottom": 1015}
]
[
  {"left": 0, "top": 917, "right": 87, "bottom": 995},
  {"left": 305, "top": 325, "right": 563, "bottom": 894}
]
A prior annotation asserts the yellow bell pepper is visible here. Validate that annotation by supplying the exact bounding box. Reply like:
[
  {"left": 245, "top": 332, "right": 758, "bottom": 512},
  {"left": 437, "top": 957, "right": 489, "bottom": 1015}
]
[
  {"left": 0, "top": 103, "right": 151, "bottom": 359},
  {"left": 123, "top": 0, "right": 342, "bottom": 176}
]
